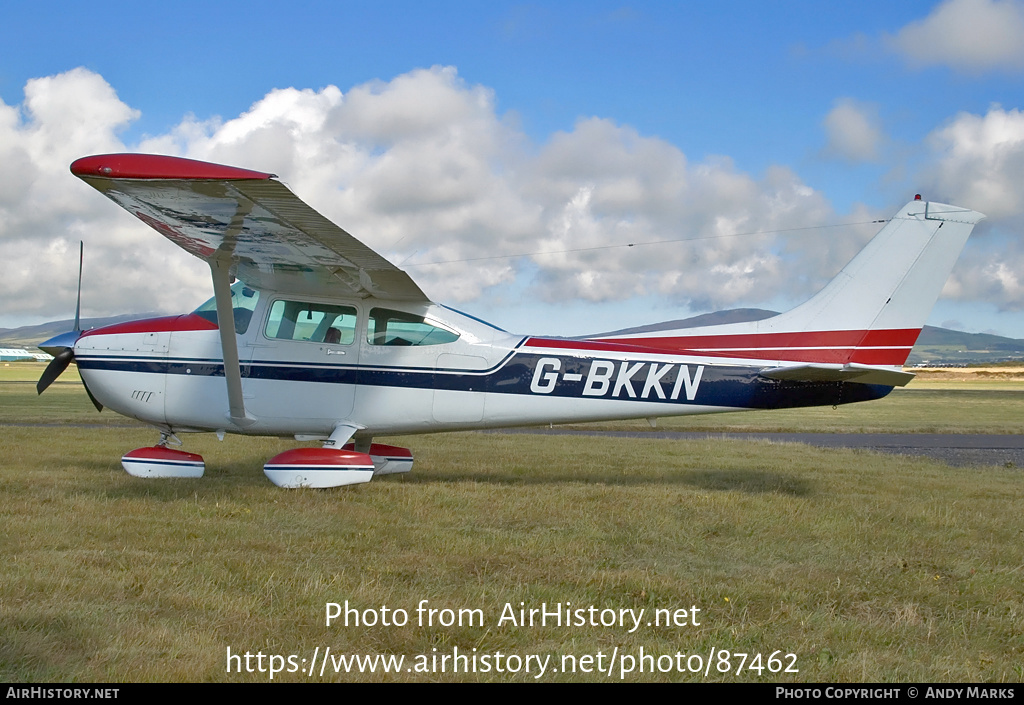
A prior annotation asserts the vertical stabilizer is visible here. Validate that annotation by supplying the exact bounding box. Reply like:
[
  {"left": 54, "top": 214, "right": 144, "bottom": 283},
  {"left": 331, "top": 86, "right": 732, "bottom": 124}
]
[{"left": 761, "top": 200, "right": 984, "bottom": 335}]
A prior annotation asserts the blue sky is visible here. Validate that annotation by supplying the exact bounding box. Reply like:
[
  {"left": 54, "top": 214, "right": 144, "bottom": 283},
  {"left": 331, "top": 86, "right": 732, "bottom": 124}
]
[{"left": 2, "top": 1, "right": 1023, "bottom": 337}]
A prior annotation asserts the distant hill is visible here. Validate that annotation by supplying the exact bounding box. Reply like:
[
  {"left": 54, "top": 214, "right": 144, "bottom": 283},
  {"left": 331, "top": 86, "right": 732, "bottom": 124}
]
[
  {"left": 593, "top": 308, "right": 1024, "bottom": 365},
  {"left": 0, "top": 314, "right": 160, "bottom": 349},
  {"left": 910, "top": 326, "right": 1024, "bottom": 365},
  {"left": 3, "top": 309, "right": 1022, "bottom": 365}
]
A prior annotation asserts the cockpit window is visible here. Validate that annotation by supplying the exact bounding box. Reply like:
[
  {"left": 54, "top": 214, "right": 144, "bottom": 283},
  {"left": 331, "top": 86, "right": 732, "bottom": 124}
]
[
  {"left": 193, "top": 282, "right": 261, "bottom": 334},
  {"left": 265, "top": 300, "right": 357, "bottom": 344},
  {"left": 367, "top": 308, "right": 459, "bottom": 346}
]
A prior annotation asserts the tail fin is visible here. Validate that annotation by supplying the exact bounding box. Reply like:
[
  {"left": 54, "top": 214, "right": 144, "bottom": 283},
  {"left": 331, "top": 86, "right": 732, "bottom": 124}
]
[{"left": 595, "top": 199, "right": 985, "bottom": 373}]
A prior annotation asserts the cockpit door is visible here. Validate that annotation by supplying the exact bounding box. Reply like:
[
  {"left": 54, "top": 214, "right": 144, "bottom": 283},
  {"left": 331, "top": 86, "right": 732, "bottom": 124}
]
[{"left": 242, "top": 297, "right": 359, "bottom": 431}]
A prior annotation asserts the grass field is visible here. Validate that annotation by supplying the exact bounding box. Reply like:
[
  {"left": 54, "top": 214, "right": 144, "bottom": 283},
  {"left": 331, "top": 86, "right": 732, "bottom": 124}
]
[{"left": 1, "top": 362, "right": 1022, "bottom": 682}]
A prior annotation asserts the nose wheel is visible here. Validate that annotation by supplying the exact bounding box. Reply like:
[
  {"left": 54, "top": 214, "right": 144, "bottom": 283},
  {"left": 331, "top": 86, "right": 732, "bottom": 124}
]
[{"left": 121, "top": 432, "right": 205, "bottom": 478}]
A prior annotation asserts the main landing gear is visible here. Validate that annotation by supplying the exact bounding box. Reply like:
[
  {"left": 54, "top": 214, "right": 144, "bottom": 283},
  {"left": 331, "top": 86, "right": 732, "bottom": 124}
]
[
  {"left": 262, "top": 442, "right": 413, "bottom": 488},
  {"left": 120, "top": 432, "right": 413, "bottom": 488}
]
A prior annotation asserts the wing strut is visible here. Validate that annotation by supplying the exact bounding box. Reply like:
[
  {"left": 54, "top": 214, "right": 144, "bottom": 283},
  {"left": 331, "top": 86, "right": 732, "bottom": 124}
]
[{"left": 210, "top": 198, "right": 257, "bottom": 427}]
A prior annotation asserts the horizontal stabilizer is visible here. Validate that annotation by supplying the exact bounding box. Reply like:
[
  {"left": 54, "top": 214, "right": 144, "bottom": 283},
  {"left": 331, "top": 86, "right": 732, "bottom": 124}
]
[{"left": 760, "top": 363, "right": 916, "bottom": 387}]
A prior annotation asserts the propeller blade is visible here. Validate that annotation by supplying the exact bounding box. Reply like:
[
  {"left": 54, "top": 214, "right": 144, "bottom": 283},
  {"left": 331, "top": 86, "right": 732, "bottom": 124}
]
[
  {"left": 37, "top": 348, "right": 74, "bottom": 395},
  {"left": 74, "top": 240, "right": 83, "bottom": 332},
  {"left": 37, "top": 242, "right": 101, "bottom": 411},
  {"left": 81, "top": 377, "right": 104, "bottom": 412}
]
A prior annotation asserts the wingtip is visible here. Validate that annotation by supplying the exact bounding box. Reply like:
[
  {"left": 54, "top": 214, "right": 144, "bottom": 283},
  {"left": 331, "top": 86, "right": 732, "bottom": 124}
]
[{"left": 70, "top": 154, "right": 274, "bottom": 181}]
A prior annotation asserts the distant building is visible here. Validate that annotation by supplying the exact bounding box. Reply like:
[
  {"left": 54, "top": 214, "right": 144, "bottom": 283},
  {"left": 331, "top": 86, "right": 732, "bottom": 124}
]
[{"left": 0, "top": 348, "right": 51, "bottom": 362}]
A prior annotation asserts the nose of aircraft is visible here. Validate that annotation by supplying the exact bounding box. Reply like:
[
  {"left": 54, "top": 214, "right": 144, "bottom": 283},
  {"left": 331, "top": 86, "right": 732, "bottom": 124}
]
[
  {"left": 36, "top": 329, "right": 103, "bottom": 411},
  {"left": 38, "top": 329, "right": 82, "bottom": 358},
  {"left": 36, "top": 330, "right": 81, "bottom": 394}
]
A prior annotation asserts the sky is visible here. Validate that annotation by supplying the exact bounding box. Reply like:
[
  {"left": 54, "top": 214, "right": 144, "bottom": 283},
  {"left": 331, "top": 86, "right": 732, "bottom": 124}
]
[{"left": 1, "top": 0, "right": 1023, "bottom": 338}]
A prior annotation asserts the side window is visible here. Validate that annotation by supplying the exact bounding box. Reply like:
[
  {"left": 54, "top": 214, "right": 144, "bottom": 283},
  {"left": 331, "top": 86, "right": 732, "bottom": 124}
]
[
  {"left": 265, "top": 300, "right": 357, "bottom": 344},
  {"left": 367, "top": 308, "right": 460, "bottom": 346}
]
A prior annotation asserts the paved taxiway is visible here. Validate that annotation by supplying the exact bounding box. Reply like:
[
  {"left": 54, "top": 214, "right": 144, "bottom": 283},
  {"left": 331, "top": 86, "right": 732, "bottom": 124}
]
[
  {"left": 494, "top": 429, "right": 1024, "bottom": 467},
  {"left": 5, "top": 423, "right": 1022, "bottom": 468}
]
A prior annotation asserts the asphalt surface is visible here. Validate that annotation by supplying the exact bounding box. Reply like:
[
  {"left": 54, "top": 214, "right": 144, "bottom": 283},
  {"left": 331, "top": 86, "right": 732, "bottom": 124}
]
[
  {"left": 488, "top": 429, "right": 1024, "bottom": 468},
  {"left": 5, "top": 422, "right": 1022, "bottom": 468}
]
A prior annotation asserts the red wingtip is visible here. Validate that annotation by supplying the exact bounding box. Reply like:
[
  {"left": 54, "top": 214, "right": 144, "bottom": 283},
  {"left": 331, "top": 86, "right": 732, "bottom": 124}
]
[{"left": 70, "top": 153, "right": 275, "bottom": 180}]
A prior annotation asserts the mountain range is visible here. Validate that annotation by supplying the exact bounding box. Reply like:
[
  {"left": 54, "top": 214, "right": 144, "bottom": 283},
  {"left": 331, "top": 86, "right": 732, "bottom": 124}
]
[
  {"left": 597, "top": 308, "right": 1024, "bottom": 365},
  {"left": 2, "top": 309, "right": 1022, "bottom": 365}
]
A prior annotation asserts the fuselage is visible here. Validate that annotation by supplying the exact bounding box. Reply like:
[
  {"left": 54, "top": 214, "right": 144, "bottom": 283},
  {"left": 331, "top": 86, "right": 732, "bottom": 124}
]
[{"left": 73, "top": 283, "right": 893, "bottom": 439}]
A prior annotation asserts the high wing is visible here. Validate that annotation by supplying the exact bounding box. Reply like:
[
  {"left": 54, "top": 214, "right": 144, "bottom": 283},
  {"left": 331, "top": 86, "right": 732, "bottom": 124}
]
[
  {"left": 72, "top": 152, "right": 428, "bottom": 427},
  {"left": 71, "top": 154, "right": 427, "bottom": 302}
]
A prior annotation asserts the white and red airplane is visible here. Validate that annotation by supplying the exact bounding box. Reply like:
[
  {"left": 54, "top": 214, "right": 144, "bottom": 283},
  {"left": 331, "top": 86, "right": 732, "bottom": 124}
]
[{"left": 37, "top": 153, "right": 985, "bottom": 488}]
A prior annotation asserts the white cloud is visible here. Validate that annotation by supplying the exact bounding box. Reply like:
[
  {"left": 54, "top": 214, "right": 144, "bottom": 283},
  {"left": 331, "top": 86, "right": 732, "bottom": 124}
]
[
  {"left": 919, "top": 105, "right": 1024, "bottom": 311},
  {"left": 941, "top": 243, "right": 1024, "bottom": 311},
  {"left": 887, "top": 0, "right": 1024, "bottom": 73},
  {"left": 7, "top": 64, "right": 1018, "bottom": 331},
  {"left": 520, "top": 123, "right": 835, "bottom": 307},
  {"left": 135, "top": 68, "right": 841, "bottom": 313},
  {"left": 0, "top": 68, "right": 209, "bottom": 322},
  {"left": 822, "top": 99, "right": 883, "bottom": 162},
  {"left": 924, "top": 106, "right": 1024, "bottom": 217}
]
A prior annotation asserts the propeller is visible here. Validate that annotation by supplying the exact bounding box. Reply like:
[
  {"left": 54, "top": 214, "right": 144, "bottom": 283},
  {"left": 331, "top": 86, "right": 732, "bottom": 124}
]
[{"left": 36, "top": 242, "right": 103, "bottom": 411}]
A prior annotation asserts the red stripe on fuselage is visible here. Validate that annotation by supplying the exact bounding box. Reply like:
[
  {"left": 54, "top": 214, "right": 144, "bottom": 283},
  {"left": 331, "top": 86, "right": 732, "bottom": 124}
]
[
  {"left": 594, "top": 328, "right": 921, "bottom": 350},
  {"left": 527, "top": 328, "right": 921, "bottom": 365},
  {"left": 79, "top": 313, "right": 218, "bottom": 338},
  {"left": 849, "top": 348, "right": 916, "bottom": 365},
  {"left": 678, "top": 347, "right": 912, "bottom": 365}
]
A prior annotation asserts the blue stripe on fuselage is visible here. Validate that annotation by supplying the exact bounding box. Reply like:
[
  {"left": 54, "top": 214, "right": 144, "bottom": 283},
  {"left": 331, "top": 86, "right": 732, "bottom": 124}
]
[{"left": 75, "top": 351, "right": 893, "bottom": 410}]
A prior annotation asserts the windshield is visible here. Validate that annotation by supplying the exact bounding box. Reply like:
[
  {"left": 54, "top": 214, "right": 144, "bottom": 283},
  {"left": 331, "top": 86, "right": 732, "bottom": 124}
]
[{"left": 193, "top": 281, "right": 261, "bottom": 334}]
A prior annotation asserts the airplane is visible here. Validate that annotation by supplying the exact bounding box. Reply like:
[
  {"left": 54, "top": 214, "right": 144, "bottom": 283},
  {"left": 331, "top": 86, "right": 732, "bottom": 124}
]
[{"left": 36, "top": 153, "right": 985, "bottom": 488}]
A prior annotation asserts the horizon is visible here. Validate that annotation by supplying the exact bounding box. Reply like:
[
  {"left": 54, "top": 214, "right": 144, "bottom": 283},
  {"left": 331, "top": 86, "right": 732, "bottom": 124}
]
[{"left": 4, "top": 307, "right": 1023, "bottom": 346}]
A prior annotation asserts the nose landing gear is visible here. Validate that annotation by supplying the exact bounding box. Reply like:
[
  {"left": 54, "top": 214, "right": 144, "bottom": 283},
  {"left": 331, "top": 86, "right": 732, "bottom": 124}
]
[{"left": 120, "top": 432, "right": 205, "bottom": 478}]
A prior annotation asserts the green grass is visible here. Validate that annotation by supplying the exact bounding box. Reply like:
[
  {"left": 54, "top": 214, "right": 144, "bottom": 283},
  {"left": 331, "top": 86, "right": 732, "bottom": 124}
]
[
  {"left": 0, "top": 362, "right": 60, "bottom": 382},
  {"left": 0, "top": 382, "right": 141, "bottom": 427},
  {"left": 2, "top": 431, "right": 1023, "bottom": 681},
  {"left": 2, "top": 362, "right": 1022, "bottom": 681}
]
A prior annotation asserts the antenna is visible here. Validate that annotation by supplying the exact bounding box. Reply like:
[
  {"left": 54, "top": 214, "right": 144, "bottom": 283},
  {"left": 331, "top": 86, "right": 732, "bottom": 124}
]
[{"left": 74, "top": 241, "right": 83, "bottom": 332}]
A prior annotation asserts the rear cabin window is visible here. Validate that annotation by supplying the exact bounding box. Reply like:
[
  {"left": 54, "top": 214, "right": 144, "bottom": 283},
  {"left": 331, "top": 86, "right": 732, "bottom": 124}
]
[
  {"left": 367, "top": 308, "right": 459, "bottom": 346},
  {"left": 265, "top": 300, "right": 357, "bottom": 344}
]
